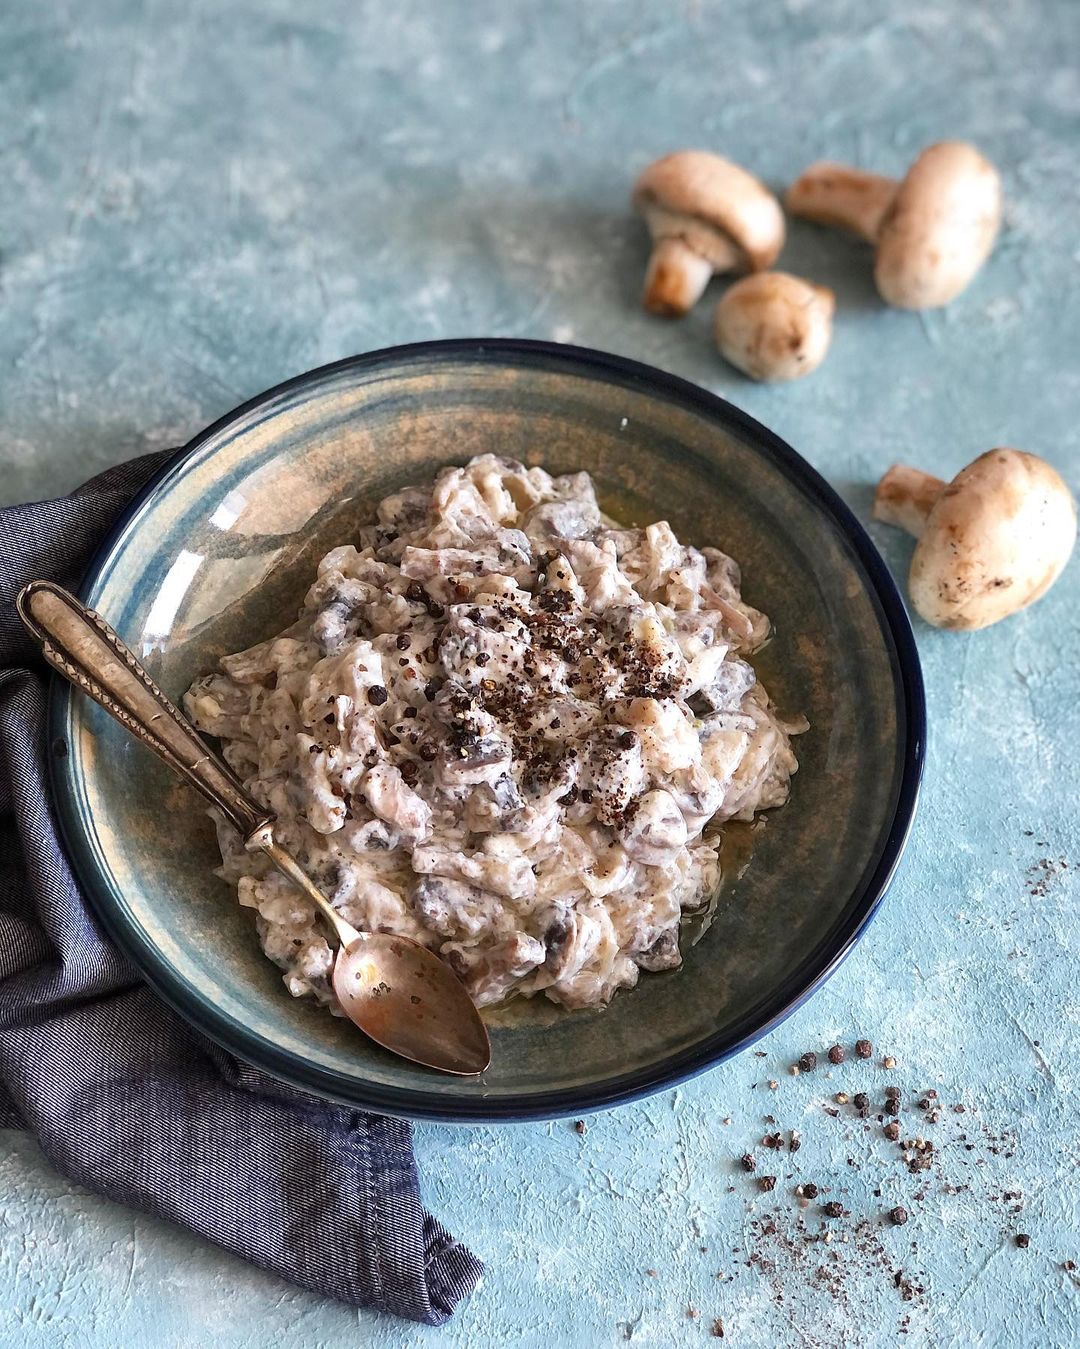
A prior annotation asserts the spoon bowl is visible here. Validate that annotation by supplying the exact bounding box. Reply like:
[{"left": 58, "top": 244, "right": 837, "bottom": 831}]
[{"left": 333, "top": 933, "right": 491, "bottom": 1077}]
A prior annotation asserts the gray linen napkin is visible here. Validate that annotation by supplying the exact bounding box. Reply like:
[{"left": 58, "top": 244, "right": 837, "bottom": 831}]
[{"left": 0, "top": 453, "right": 483, "bottom": 1325}]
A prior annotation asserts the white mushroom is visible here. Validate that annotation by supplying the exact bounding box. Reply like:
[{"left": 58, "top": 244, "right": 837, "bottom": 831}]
[
  {"left": 873, "top": 450, "right": 1076, "bottom": 629},
  {"left": 713, "top": 272, "right": 835, "bottom": 382},
  {"left": 632, "top": 151, "right": 785, "bottom": 317},
  {"left": 786, "top": 141, "right": 1002, "bottom": 309}
]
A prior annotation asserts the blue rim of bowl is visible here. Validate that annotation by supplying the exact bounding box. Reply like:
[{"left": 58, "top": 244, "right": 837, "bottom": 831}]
[{"left": 50, "top": 338, "right": 926, "bottom": 1123}]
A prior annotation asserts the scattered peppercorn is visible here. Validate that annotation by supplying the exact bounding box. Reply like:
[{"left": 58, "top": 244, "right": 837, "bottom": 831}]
[
  {"left": 883, "top": 1055, "right": 897, "bottom": 1069},
  {"left": 801, "top": 1183, "right": 819, "bottom": 1199},
  {"left": 405, "top": 582, "right": 426, "bottom": 602},
  {"left": 828, "top": 1044, "right": 845, "bottom": 1065},
  {"left": 885, "top": 1098, "right": 901, "bottom": 1116},
  {"left": 573, "top": 1120, "right": 586, "bottom": 1135},
  {"left": 853, "top": 1093, "right": 870, "bottom": 1110},
  {"left": 884, "top": 1121, "right": 901, "bottom": 1142},
  {"left": 367, "top": 685, "right": 388, "bottom": 706},
  {"left": 889, "top": 1206, "right": 909, "bottom": 1226},
  {"left": 1015, "top": 1234, "right": 1030, "bottom": 1249},
  {"left": 855, "top": 1039, "right": 873, "bottom": 1059},
  {"left": 798, "top": 1052, "right": 818, "bottom": 1072},
  {"left": 884, "top": 1086, "right": 901, "bottom": 1100},
  {"left": 918, "top": 1098, "right": 932, "bottom": 1110},
  {"left": 758, "top": 1175, "right": 777, "bottom": 1193},
  {"left": 822, "top": 1201, "right": 844, "bottom": 1218},
  {"left": 711, "top": 1319, "right": 725, "bottom": 1339},
  {"left": 617, "top": 730, "right": 636, "bottom": 749},
  {"left": 418, "top": 743, "right": 438, "bottom": 762},
  {"left": 789, "top": 1131, "right": 801, "bottom": 1153},
  {"left": 740, "top": 1153, "right": 756, "bottom": 1172},
  {"left": 396, "top": 634, "right": 411, "bottom": 650}
]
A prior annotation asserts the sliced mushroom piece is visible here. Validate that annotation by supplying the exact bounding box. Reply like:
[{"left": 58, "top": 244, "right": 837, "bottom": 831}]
[
  {"left": 436, "top": 733, "right": 512, "bottom": 788},
  {"left": 361, "top": 763, "right": 433, "bottom": 839},
  {"left": 787, "top": 142, "right": 1002, "bottom": 309},
  {"left": 714, "top": 272, "right": 835, "bottom": 382},
  {"left": 617, "top": 789, "right": 689, "bottom": 865},
  {"left": 635, "top": 928, "right": 683, "bottom": 973},
  {"left": 410, "top": 875, "right": 504, "bottom": 940},
  {"left": 541, "top": 908, "right": 603, "bottom": 983},
  {"left": 873, "top": 450, "right": 1076, "bottom": 629},
  {"left": 632, "top": 151, "right": 785, "bottom": 317},
  {"left": 442, "top": 932, "right": 546, "bottom": 1007}
]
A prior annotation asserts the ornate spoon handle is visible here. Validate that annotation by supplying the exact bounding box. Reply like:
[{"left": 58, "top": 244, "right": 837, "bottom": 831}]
[{"left": 16, "top": 580, "right": 273, "bottom": 842}]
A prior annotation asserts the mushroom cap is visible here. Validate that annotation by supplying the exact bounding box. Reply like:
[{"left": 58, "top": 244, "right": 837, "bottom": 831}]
[
  {"left": 714, "top": 272, "right": 835, "bottom": 382},
  {"left": 632, "top": 151, "right": 785, "bottom": 272},
  {"left": 910, "top": 449, "right": 1076, "bottom": 629},
  {"left": 875, "top": 142, "right": 1002, "bottom": 309}
]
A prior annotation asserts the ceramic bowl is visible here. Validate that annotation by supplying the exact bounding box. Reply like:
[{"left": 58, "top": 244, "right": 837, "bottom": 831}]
[{"left": 51, "top": 339, "right": 924, "bottom": 1122}]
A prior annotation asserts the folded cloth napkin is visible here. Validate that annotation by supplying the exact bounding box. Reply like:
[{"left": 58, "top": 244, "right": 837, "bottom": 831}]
[{"left": 0, "top": 453, "right": 483, "bottom": 1325}]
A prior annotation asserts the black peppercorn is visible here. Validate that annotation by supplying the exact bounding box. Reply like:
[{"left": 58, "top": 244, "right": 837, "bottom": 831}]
[
  {"left": 827, "top": 1045, "right": 845, "bottom": 1065},
  {"left": 889, "top": 1206, "right": 909, "bottom": 1226},
  {"left": 367, "top": 685, "right": 388, "bottom": 706},
  {"left": 1015, "top": 1234, "right": 1030, "bottom": 1249},
  {"left": 853, "top": 1092, "right": 870, "bottom": 1111},
  {"left": 798, "top": 1052, "right": 818, "bottom": 1072},
  {"left": 822, "top": 1201, "right": 844, "bottom": 1218},
  {"left": 758, "top": 1175, "right": 777, "bottom": 1193},
  {"left": 855, "top": 1039, "right": 873, "bottom": 1059},
  {"left": 740, "top": 1154, "right": 756, "bottom": 1172}
]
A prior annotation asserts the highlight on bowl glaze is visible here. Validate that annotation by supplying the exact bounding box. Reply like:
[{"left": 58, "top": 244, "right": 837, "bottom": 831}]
[{"left": 51, "top": 339, "right": 924, "bottom": 1122}]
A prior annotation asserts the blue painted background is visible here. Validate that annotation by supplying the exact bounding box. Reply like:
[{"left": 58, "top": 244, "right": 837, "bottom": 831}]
[{"left": 1, "top": 1, "right": 1077, "bottom": 1344}]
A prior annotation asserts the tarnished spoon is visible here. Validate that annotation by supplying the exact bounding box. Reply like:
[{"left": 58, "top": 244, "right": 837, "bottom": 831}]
[{"left": 16, "top": 580, "right": 491, "bottom": 1077}]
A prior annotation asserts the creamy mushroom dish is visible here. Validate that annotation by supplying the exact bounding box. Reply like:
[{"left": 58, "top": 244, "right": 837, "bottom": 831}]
[{"left": 185, "top": 455, "right": 805, "bottom": 1013}]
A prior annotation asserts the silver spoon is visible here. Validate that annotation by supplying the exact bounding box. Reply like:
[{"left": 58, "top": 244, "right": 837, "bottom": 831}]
[{"left": 16, "top": 580, "right": 491, "bottom": 1077}]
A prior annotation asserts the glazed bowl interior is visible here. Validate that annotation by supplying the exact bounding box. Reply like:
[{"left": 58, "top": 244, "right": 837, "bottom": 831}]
[{"left": 54, "top": 341, "right": 921, "bottom": 1121}]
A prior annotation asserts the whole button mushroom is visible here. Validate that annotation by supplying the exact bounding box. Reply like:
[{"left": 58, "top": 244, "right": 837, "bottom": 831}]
[
  {"left": 873, "top": 450, "right": 1076, "bottom": 629},
  {"left": 714, "top": 272, "right": 834, "bottom": 382},
  {"left": 632, "top": 151, "right": 785, "bottom": 317},
  {"left": 786, "top": 141, "right": 1002, "bottom": 309}
]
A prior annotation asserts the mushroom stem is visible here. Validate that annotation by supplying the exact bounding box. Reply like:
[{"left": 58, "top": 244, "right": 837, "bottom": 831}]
[
  {"left": 643, "top": 237, "right": 724, "bottom": 317},
  {"left": 873, "top": 465, "right": 947, "bottom": 537},
  {"left": 785, "top": 163, "right": 898, "bottom": 243}
]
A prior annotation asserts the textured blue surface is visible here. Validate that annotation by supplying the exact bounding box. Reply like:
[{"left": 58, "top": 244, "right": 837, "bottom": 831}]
[{"left": 1, "top": 1, "right": 1077, "bottom": 1345}]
